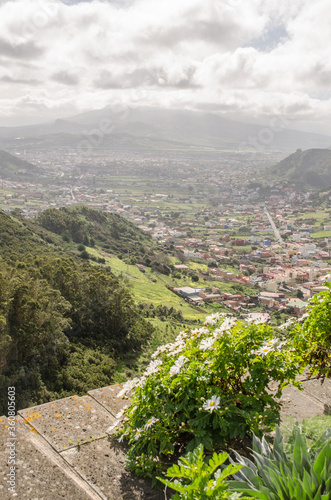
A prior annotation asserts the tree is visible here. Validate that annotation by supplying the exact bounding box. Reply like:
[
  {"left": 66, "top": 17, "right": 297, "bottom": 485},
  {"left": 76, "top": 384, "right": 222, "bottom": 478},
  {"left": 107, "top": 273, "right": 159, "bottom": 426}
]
[
  {"left": 80, "top": 250, "right": 90, "bottom": 260},
  {"left": 0, "top": 264, "right": 71, "bottom": 411}
]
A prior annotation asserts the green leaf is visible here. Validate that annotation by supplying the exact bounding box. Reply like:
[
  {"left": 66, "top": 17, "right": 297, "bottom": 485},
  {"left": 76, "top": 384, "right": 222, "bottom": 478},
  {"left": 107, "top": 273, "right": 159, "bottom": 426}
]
[
  {"left": 302, "top": 468, "right": 314, "bottom": 496},
  {"left": 228, "top": 481, "right": 270, "bottom": 500},
  {"left": 292, "top": 429, "right": 310, "bottom": 474},
  {"left": 313, "top": 444, "right": 329, "bottom": 479}
]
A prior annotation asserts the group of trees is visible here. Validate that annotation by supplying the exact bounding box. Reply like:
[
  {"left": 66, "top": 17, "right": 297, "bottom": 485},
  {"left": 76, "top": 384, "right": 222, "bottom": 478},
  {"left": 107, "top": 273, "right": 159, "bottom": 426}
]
[{"left": 137, "top": 303, "right": 184, "bottom": 321}]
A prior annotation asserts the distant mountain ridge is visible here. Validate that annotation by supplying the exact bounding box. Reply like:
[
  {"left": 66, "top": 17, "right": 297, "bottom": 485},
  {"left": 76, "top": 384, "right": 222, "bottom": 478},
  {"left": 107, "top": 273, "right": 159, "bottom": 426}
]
[
  {"left": 0, "top": 107, "right": 330, "bottom": 152},
  {"left": 268, "top": 148, "right": 331, "bottom": 189}
]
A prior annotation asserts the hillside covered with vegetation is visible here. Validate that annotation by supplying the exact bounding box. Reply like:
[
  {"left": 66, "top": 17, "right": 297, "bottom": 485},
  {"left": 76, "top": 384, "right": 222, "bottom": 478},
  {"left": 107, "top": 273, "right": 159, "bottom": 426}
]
[
  {"left": 0, "top": 149, "right": 42, "bottom": 180},
  {"left": 268, "top": 148, "right": 331, "bottom": 190},
  {"left": 0, "top": 207, "right": 175, "bottom": 414},
  {"left": 37, "top": 205, "right": 173, "bottom": 274}
]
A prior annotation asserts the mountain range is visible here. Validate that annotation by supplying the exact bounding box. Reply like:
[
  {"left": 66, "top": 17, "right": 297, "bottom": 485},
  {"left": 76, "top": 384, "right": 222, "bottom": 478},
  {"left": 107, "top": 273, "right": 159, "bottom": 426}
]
[{"left": 0, "top": 107, "right": 330, "bottom": 152}]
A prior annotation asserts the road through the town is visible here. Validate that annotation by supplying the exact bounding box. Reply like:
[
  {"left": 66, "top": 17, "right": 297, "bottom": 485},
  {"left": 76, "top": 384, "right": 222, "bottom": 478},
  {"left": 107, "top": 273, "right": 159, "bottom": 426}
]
[{"left": 264, "top": 208, "right": 283, "bottom": 244}]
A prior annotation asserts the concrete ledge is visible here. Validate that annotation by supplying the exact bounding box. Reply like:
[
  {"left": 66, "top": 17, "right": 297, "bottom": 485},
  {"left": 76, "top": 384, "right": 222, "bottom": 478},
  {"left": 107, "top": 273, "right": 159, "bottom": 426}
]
[
  {"left": 0, "top": 416, "right": 98, "bottom": 500},
  {"left": 19, "top": 395, "right": 115, "bottom": 452},
  {"left": 88, "top": 384, "right": 128, "bottom": 418}
]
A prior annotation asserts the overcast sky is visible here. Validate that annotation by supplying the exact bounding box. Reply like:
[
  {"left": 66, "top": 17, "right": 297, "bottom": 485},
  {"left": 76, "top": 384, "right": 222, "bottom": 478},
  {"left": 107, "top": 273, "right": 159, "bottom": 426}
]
[{"left": 0, "top": 0, "right": 330, "bottom": 133}]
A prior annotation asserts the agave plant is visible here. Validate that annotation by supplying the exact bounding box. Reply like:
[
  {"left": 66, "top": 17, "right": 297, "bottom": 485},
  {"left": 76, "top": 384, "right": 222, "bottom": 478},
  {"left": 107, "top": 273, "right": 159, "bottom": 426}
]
[{"left": 228, "top": 426, "right": 331, "bottom": 500}]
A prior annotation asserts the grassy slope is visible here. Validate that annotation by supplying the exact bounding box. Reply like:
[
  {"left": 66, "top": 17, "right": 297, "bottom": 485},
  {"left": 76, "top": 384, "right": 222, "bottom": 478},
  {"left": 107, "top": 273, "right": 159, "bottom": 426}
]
[
  {"left": 311, "top": 230, "right": 331, "bottom": 238},
  {"left": 88, "top": 249, "right": 206, "bottom": 321}
]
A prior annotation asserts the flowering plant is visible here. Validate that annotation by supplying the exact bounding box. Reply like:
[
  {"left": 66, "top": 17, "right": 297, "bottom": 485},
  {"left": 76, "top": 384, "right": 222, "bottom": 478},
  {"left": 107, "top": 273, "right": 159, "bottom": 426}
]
[{"left": 114, "top": 313, "right": 300, "bottom": 478}]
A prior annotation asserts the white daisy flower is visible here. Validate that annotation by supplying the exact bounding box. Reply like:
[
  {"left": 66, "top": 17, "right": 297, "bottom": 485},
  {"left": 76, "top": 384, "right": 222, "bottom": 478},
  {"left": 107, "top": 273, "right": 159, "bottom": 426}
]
[
  {"left": 168, "top": 345, "right": 186, "bottom": 357},
  {"left": 203, "top": 395, "right": 221, "bottom": 413},
  {"left": 246, "top": 315, "right": 269, "bottom": 325},
  {"left": 167, "top": 340, "right": 186, "bottom": 353},
  {"left": 151, "top": 346, "right": 166, "bottom": 358},
  {"left": 118, "top": 431, "right": 128, "bottom": 442},
  {"left": 278, "top": 317, "right": 296, "bottom": 330},
  {"left": 208, "top": 313, "right": 221, "bottom": 320},
  {"left": 169, "top": 355, "right": 188, "bottom": 376},
  {"left": 170, "top": 365, "right": 180, "bottom": 375},
  {"left": 115, "top": 404, "right": 129, "bottom": 420},
  {"left": 175, "top": 330, "right": 190, "bottom": 341},
  {"left": 221, "top": 317, "right": 237, "bottom": 330},
  {"left": 199, "top": 337, "right": 216, "bottom": 351},
  {"left": 263, "top": 338, "right": 278, "bottom": 347},
  {"left": 163, "top": 342, "right": 174, "bottom": 351},
  {"left": 204, "top": 313, "right": 224, "bottom": 326},
  {"left": 298, "top": 313, "right": 309, "bottom": 323},
  {"left": 117, "top": 378, "right": 142, "bottom": 398},
  {"left": 215, "top": 317, "right": 237, "bottom": 334},
  {"left": 144, "top": 359, "right": 163, "bottom": 376},
  {"left": 256, "top": 346, "right": 273, "bottom": 356},
  {"left": 144, "top": 416, "right": 156, "bottom": 430},
  {"left": 212, "top": 328, "right": 225, "bottom": 339},
  {"left": 167, "top": 343, "right": 177, "bottom": 352},
  {"left": 204, "top": 318, "right": 218, "bottom": 326},
  {"left": 190, "top": 328, "right": 203, "bottom": 339},
  {"left": 191, "top": 327, "right": 209, "bottom": 337},
  {"left": 134, "top": 428, "right": 142, "bottom": 440}
]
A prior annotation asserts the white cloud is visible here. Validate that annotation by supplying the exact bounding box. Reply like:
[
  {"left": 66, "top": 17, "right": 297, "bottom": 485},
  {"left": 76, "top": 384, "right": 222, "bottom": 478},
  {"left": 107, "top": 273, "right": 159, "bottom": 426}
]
[{"left": 0, "top": 0, "right": 330, "bottom": 132}]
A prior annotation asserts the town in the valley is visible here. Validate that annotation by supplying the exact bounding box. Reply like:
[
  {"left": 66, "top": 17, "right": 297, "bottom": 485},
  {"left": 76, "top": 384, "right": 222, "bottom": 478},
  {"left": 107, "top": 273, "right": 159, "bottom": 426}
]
[{"left": 1, "top": 141, "right": 330, "bottom": 324}]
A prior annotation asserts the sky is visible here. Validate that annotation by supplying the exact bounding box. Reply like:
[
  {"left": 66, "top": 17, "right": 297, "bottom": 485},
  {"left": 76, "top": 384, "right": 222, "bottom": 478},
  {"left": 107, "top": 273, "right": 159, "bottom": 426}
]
[{"left": 0, "top": 0, "right": 331, "bottom": 133}]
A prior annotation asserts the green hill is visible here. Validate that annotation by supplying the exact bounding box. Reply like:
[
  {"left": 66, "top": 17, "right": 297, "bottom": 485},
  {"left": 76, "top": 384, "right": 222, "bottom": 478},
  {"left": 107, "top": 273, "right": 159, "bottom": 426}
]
[
  {"left": 0, "top": 149, "right": 42, "bottom": 179},
  {"left": 269, "top": 148, "right": 331, "bottom": 189},
  {"left": 0, "top": 208, "right": 159, "bottom": 413},
  {"left": 36, "top": 205, "right": 172, "bottom": 274},
  {"left": 0, "top": 205, "right": 172, "bottom": 274}
]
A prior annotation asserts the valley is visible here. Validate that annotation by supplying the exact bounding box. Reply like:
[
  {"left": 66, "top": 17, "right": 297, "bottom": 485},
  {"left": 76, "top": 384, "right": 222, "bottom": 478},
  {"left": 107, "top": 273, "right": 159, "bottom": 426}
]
[
  {"left": 1, "top": 142, "right": 331, "bottom": 332},
  {"left": 1, "top": 110, "right": 331, "bottom": 416}
]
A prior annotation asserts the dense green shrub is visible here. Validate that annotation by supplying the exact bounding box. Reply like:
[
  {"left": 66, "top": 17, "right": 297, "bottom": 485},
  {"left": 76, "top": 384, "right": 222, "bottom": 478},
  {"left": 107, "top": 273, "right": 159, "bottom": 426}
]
[
  {"left": 288, "top": 283, "right": 331, "bottom": 379},
  {"left": 115, "top": 314, "right": 300, "bottom": 478}
]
